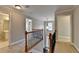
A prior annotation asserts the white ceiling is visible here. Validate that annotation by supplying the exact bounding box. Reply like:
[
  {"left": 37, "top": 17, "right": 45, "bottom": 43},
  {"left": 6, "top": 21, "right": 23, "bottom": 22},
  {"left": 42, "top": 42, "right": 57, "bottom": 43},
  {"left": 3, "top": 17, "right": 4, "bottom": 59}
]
[
  {"left": 10, "top": 5, "right": 74, "bottom": 21},
  {"left": 23, "top": 5, "right": 58, "bottom": 21}
]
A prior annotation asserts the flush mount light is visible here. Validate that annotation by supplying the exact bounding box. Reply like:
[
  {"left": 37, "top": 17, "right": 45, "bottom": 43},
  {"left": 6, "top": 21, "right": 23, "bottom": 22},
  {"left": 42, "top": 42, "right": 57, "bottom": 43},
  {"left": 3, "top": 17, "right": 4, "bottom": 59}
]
[{"left": 15, "top": 5, "right": 21, "bottom": 9}]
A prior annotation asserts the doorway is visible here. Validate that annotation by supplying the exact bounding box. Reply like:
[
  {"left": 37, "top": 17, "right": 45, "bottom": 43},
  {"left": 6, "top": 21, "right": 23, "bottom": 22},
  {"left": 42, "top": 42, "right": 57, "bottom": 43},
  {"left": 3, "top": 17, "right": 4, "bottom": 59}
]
[
  {"left": 56, "top": 14, "right": 72, "bottom": 43},
  {"left": 0, "top": 13, "right": 9, "bottom": 48}
]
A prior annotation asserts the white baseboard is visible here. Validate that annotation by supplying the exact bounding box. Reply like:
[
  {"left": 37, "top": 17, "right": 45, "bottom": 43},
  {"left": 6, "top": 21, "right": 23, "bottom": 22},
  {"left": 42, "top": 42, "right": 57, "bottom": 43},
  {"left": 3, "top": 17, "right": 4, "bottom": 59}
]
[
  {"left": 71, "top": 43, "right": 79, "bottom": 52},
  {"left": 57, "top": 39, "right": 71, "bottom": 42},
  {"left": 57, "top": 36, "right": 71, "bottom": 42},
  {"left": 10, "top": 39, "right": 25, "bottom": 46},
  {"left": 59, "top": 36, "right": 71, "bottom": 39}
]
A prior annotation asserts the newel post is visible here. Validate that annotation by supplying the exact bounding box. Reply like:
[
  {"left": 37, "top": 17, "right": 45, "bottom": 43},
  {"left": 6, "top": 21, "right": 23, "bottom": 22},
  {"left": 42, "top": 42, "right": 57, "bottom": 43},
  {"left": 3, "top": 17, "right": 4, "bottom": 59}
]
[
  {"left": 25, "top": 31, "right": 28, "bottom": 52},
  {"left": 49, "top": 33, "right": 52, "bottom": 53}
]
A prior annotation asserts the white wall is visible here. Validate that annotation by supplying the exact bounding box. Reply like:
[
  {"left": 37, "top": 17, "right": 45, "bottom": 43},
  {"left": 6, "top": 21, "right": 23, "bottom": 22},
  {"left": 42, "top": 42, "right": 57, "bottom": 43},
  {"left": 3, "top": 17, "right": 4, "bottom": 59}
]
[
  {"left": 32, "top": 19, "right": 44, "bottom": 29},
  {"left": 57, "top": 15, "right": 71, "bottom": 42},
  {"left": 10, "top": 9, "right": 26, "bottom": 44},
  {"left": 73, "top": 7, "right": 79, "bottom": 51}
]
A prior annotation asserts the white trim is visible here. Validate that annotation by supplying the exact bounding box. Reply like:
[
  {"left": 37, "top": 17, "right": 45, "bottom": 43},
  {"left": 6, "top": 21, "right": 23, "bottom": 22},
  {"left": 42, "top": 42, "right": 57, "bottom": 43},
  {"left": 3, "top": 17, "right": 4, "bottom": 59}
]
[
  {"left": 0, "top": 12, "right": 10, "bottom": 47},
  {"left": 71, "top": 43, "right": 79, "bottom": 52},
  {"left": 8, "top": 10, "right": 11, "bottom": 47},
  {"left": 59, "top": 35, "right": 71, "bottom": 39},
  {"left": 10, "top": 39, "right": 25, "bottom": 46},
  {"left": 0, "top": 12, "right": 8, "bottom": 16},
  {"left": 56, "top": 40, "right": 71, "bottom": 42},
  {"left": 56, "top": 8, "right": 74, "bottom": 14},
  {"left": 57, "top": 36, "right": 71, "bottom": 42}
]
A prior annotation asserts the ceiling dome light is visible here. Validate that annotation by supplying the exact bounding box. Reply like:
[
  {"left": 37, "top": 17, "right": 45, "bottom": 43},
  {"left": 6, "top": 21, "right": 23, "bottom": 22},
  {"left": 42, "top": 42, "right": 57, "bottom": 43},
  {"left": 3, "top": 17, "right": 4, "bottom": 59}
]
[{"left": 15, "top": 5, "right": 21, "bottom": 9}]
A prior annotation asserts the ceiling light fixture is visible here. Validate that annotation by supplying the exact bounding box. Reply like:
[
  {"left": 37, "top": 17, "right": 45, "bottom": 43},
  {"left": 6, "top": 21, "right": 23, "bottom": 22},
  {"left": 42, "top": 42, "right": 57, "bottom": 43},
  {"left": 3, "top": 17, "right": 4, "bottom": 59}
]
[{"left": 15, "top": 5, "right": 21, "bottom": 9}]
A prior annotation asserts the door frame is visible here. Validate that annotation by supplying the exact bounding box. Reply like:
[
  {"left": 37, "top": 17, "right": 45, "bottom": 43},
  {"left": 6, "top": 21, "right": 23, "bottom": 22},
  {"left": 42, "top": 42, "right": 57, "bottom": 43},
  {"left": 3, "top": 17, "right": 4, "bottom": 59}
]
[{"left": 0, "top": 12, "right": 10, "bottom": 47}]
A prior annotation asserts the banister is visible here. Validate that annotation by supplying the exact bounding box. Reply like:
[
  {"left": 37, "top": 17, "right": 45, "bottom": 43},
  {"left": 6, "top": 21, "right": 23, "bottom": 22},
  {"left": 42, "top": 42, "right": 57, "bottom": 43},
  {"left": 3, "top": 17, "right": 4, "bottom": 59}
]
[
  {"left": 25, "top": 29, "right": 43, "bottom": 52},
  {"left": 25, "top": 29, "right": 43, "bottom": 34}
]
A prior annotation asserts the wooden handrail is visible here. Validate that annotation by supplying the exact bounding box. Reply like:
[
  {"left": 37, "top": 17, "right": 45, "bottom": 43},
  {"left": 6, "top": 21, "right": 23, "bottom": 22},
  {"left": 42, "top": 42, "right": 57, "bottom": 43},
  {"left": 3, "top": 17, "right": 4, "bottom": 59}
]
[{"left": 25, "top": 29, "right": 43, "bottom": 34}]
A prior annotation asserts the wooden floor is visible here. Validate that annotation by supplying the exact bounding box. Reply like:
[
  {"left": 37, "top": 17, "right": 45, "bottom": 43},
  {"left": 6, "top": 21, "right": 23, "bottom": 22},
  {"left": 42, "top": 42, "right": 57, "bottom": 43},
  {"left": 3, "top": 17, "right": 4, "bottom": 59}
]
[
  {"left": 28, "top": 41, "right": 77, "bottom": 53},
  {"left": 0, "top": 40, "right": 9, "bottom": 49},
  {"left": 0, "top": 41, "right": 77, "bottom": 53},
  {"left": 0, "top": 41, "right": 25, "bottom": 53},
  {"left": 55, "top": 41, "right": 77, "bottom": 53}
]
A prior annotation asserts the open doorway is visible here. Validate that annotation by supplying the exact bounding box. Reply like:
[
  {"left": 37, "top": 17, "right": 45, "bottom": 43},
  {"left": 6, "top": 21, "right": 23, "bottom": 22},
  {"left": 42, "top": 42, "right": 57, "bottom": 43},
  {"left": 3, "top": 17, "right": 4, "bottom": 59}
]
[
  {"left": 56, "top": 14, "right": 72, "bottom": 43},
  {"left": 0, "top": 13, "right": 9, "bottom": 48},
  {"left": 55, "top": 9, "right": 78, "bottom": 53}
]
